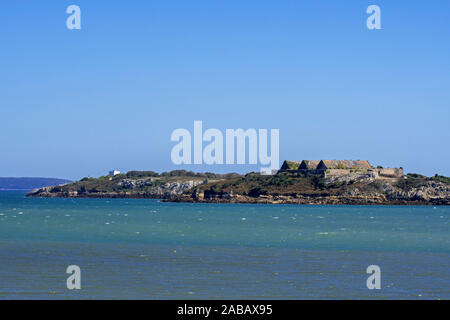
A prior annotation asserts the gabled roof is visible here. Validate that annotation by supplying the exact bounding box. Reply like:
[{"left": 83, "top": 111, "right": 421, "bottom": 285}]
[
  {"left": 317, "top": 160, "right": 372, "bottom": 170},
  {"left": 280, "top": 160, "right": 301, "bottom": 170},
  {"left": 299, "top": 160, "right": 320, "bottom": 170}
]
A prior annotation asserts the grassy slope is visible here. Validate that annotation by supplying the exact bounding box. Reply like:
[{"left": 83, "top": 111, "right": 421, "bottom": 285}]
[
  {"left": 195, "top": 172, "right": 348, "bottom": 196},
  {"left": 194, "top": 172, "right": 450, "bottom": 197},
  {"left": 30, "top": 170, "right": 241, "bottom": 195}
]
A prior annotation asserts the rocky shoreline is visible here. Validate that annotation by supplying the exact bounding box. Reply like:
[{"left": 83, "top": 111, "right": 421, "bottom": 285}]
[
  {"left": 166, "top": 193, "right": 449, "bottom": 206},
  {"left": 27, "top": 180, "right": 204, "bottom": 199},
  {"left": 166, "top": 178, "right": 450, "bottom": 205}
]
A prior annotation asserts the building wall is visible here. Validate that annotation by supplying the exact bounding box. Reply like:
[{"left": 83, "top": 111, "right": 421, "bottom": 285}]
[
  {"left": 299, "top": 169, "right": 326, "bottom": 176},
  {"left": 326, "top": 169, "right": 351, "bottom": 177},
  {"left": 278, "top": 169, "right": 299, "bottom": 173},
  {"left": 376, "top": 168, "right": 404, "bottom": 178},
  {"left": 278, "top": 162, "right": 404, "bottom": 179},
  {"left": 309, "top": 168, "right": 403, "bottom": 179}
]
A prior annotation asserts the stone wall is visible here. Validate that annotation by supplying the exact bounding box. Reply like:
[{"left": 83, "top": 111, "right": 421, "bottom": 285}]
[
  {"left": 375, "top": 168, "right": 404, "bottom": 178},
  {"left": 325, "top": 168, "right": 403, "bottom": 179},
  {"left": 299, "top": 169, "right": 326, "bottom": 177},
  {"left": 325, "top": 169, "right": 351, "bottom": 177},
  {"left": 279, "top": 167, "right": 404, "bottom": 180}
]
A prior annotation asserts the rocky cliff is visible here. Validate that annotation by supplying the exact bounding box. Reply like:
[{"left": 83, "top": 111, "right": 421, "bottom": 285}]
[{"left": 29, "top": 179, "right": 204, "bottom": 199}]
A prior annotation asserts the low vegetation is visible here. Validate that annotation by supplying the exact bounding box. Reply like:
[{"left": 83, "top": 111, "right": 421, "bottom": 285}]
[
  {"left": 394, "top": 173, "right": 450, "bottom": 190},
  {"left": 431, "top": 174, "right": 450, "bottom": 185},
  {"left": 193, "top": 171, "right": 450, "bottom": 198},
  {"left": 28, "top": 170, "right": 242, "bottom": 196},
  {"left": 195, "top": 172, "right": 355, "bottom": 197}
]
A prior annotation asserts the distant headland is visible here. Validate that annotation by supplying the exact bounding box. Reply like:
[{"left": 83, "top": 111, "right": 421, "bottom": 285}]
[
  {"left": 0, "top": 177, "right": 71, "bottom": 191},
  {"left": 27, "top": 160, "right": 450, "bottom": 205}
]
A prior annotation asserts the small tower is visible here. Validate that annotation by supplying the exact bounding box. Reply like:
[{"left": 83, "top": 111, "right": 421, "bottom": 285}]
[{"left": 109, "top": 170, "right": 121, "bottom": 176}]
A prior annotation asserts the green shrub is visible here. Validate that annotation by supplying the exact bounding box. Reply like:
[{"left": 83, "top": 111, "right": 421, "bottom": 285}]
[
  {"left": 431, "top": 174, "right": 450, "bottom": 185},
  {"left": 407, "top": 173, "right": 427, "bottom": 179}
]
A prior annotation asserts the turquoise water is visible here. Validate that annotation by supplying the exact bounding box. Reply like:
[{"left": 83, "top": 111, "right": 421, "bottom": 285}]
[{"left": 0, "top": 191, "right": 448, "bottom": 299}]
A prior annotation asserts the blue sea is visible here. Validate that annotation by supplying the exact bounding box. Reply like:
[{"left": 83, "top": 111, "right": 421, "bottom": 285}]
[{"left": 0, "top": 191, "right": 448, "bottom": 299}]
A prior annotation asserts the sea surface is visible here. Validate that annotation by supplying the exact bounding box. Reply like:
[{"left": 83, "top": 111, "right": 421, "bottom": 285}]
[{"left": 0, "top": 191, "right": 448, "bottom": 299}]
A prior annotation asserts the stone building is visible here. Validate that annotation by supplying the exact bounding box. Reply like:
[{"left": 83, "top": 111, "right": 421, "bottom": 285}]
[{"left": 279, "top": 160, "right": 403, "bottom": 179}]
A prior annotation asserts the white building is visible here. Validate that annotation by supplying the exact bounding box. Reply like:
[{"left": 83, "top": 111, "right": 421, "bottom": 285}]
[{"left": 109, "top": 170, "right": 121, "bottom": 176}]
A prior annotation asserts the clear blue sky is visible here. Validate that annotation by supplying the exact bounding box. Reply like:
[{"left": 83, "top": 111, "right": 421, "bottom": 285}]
[{"left": 1, "top": 1, "right": 449, "bottom": 180}]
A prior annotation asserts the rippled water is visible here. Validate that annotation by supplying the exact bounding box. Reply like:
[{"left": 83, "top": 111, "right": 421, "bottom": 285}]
[{"left": 0, "top": 191, "right": 448, "bottom": 299}]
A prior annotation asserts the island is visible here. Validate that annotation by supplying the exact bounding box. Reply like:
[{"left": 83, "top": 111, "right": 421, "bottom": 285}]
[{"left": 27, "top": 160, "right": 450, "bottom": 205}]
